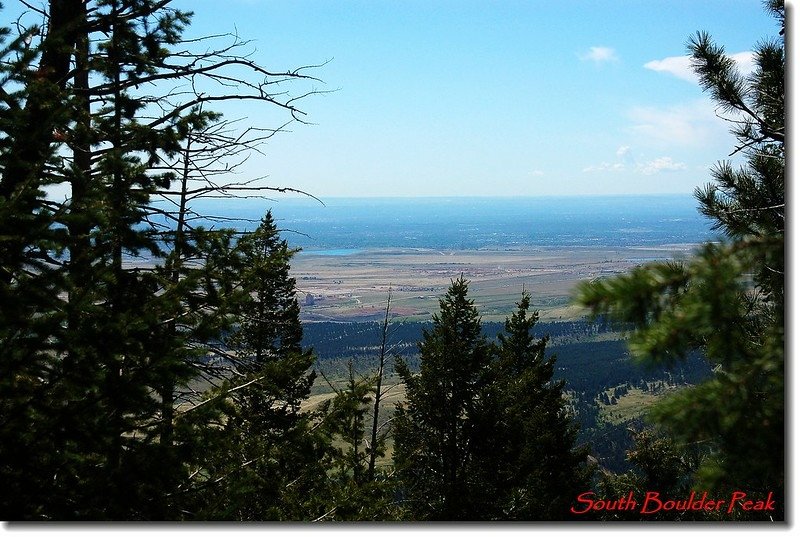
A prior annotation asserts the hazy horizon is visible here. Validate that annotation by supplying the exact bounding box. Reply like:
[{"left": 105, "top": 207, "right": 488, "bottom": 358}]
[
  {"left": 186, "top": 194, "right": 717, "bottom": 252},
  {"left": 194, "top": 191, "right": 708, "bottom": 208}
]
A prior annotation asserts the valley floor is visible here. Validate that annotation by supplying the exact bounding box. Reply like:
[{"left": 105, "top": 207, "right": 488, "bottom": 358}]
[{"left": 292, "top": 245, "right": 697, "bottom": 322}]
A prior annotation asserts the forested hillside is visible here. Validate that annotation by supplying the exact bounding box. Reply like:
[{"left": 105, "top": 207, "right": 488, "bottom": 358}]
[
  {"left": 303, "top": 319, "right": 712, "bottom": 474},
  {"left": 303, "top": 318, "right": 621, "bottom": 360}
]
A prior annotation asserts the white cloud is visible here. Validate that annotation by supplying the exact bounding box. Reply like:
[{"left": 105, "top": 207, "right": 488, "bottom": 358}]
[
  {"left": 580, "top": 46, "right": 619, "bottom": 63},
  {"left": 644, "top": 51, "right": 755, "bottom": 83},
  {"left": 643, "top": 55, "right": 695, "bottom": 82},
  {"left": 638, "top": 156, "right": 686, "bottom": 175},
  {"left": 528, "top": 169, "right": 544, "bottom": 177},
  {"left": 582, "top": 162, "right": 625, "bottom": 173},
  {"left": 731, "top": 51, "right": 756, "bottom": 73},
  {"left": 583, "top": 151, "right": 686, "bottom": 176},
  {"left": 627, "top": 100, "right": 722, "bottom": 147}
]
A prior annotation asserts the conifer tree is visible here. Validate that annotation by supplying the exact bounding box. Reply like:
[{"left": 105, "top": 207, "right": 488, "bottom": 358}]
[
  {"left": 325, "top": 364, "right": 373, "bottom": 486},
  {"left": 226, "top": 212, "right": 308, "bottom": 370},
  {"left": 576, "top": 1, "right": 784, "bottom": 519},
  {"left": 367, "top": 290, "right": 393, "bottom": 482},
  {"left": 476, "top": 292, "right": 590, "bottom": 520},
  {"left": 393, "top": 276, "right": 493, "bottom": 520},
  {"left": 195, "top": 212, "right": 325, "bottom": 520},
  {"left": 316, "top": 363, "right": 391, "bottom": 520},
  {"left": 310, "top": 293, "right": 398, "bottom": 521},
  {"left": 0, "top": 1, "right": 198, "bottom": 518},
  {"left": 595, "top": 427, "right": 705, "bottom": 521},
  {"left": 146, "top": 107, "right": 310, "bottom": 510},
  {"left": 0, "top": 10, "right": 68, "bottom": 519},
  {"left": 0, "top": 1, "right": 322, "bottom": 519}
]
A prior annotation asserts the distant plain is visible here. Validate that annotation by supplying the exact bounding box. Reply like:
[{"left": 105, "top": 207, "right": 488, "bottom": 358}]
[{"left": 292, "top": 245, "right": 697, "bottom": 323}]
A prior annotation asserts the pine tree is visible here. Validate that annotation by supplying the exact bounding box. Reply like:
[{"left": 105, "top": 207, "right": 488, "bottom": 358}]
[
  {"left": 367, "top": 290, "right": 393, "bottom": 482},
  {"left": 0, "top": 10, "right": 67, "bottom": 519},
  {"left": 316, "top": 363, "right": 395, "bottom": 520},
  {"left": 226, "top": 212, "right": 308, "bottom": 370},
  {"left": 477, "top": 292, "right": 590, "bottom": 520},
  {"left": 147, "top": 107, "right": 312, "bottom": 515},
  {"left": 325, "top": 363, "right": 373, "bottom": 487},
  {"left": 576, "top": 1, "right": 784, "bottom": 519},
  {"left": 393, "top": 276, "right": 493, "bottom": 520},
  {"left": 0, "top": 1, "right": 322, "bottom": 519},
  {"left": 309, "top": 293, "right": 398, "bottom": 521},
  {"left": 0, "top": 1, "right": 195, "bottom": 518},
  {"left": 596, "top": 427, "right": 705, "bottom": 521},
  {"left": 195, "top": 212, "right": 325, "bottom": 520}
]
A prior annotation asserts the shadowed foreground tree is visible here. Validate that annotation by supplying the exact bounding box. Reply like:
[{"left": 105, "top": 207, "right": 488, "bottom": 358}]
[
  {"left": 191, "top": 212, "right": 326, "bottom": 520},
  {"left": 315, "top": 291, "right": 399, "bottom": 521},
  {"left": 476, "top": 292, "right": 591, "bottom": 520},
  {"left": 393, "top": 277, "right": 493, "bottom": 520},
  {"left": 394, "top": 280, "right": 588, "bottom": 520},
  {"left": 593, "top": 427, "right": 706, "bottom": 521},
  {"left": 332, "top": 291, "right": 396, "bottom": 484},
  {"left": 576, "top": 1, "right": 783, "bottom": 520},
  {"left": 316, "top": 362, "right": 397, "bottom": 521},
  {"left": 0, "top": 0, "right": 322, "bottom": 520}
]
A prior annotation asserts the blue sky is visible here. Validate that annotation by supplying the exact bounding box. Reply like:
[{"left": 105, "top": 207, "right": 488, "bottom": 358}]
[{"left": 12, "top": 0, "right": 784, "bottom": 198}]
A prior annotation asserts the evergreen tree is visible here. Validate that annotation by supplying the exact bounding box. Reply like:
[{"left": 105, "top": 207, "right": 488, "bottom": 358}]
[
  {"left": 325, "top": 364, "right": 373, "bottom": 487},
  {"left": 595, "top": 427, "right": 706, "bottom": 521},
  {"left": 309, "top": 294, "right": 398, "bottom": 521},
  {"left": 476, "top": 292, "right": 590, "bottom": 520},
  {"left": 226, "top": 212, "right": 308, "bottom": 370},
  {"left": 576, "top": 1, "right": 784, "bottom": 519},
  {"left": 0, "top": 9, "right": 68, "bottom": 519},
  {"left": 317, "top": 363, "right": 398, "bottom": 520},
  {"left": 367, "top": 290, "right": 394, "bottom": 482},
  {"left": 195, "top": 212, "right": 325, "bottom": 520},
  {"left": 149, "top": 107, "right": 312, "bottom": 514},
  {"left": 0, "top": 1, "right": 322, "bottom": 519},
  {"left": 0, "top": 1, "right": 197, "bottom": 518},
  {"left": 393, "top": 276, "right": 493, "bottom": 520}
]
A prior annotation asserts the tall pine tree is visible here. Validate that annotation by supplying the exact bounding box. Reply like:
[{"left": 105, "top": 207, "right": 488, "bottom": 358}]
[
  {"left": 195, "top": 212, "right": 325, "bottom": 520},
  {"left": 475, "top": 292, "right": 590, "bottom": 520},
  {"left": 393, "top": 276, "right": 493, "bottom": 520},
  {"left": 0, "top": 1, "right": 322, "bottom": 519},
  {"left": 576, "top": 1, "right": 784, "bottom": 519}
]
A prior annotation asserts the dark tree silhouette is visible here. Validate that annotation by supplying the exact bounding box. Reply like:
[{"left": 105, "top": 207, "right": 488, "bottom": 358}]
[{"left": 577, "top": 1, "right": 784, "bottom": 520}]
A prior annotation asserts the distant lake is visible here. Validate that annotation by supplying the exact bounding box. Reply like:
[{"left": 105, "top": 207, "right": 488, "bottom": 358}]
[{"left": 189, "top": 195, "right": 717, "bottom": 251}]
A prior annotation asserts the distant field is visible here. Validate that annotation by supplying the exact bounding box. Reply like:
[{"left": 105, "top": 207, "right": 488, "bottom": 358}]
[
  {"left": 599, "top": 387, "right": 663, "bottom": 425},
  {"left": 599, "top": 385, "right": 689, "bottom": 425},
  {"left": 291, "top": 246, "right": 697, "bottom": 323}
]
